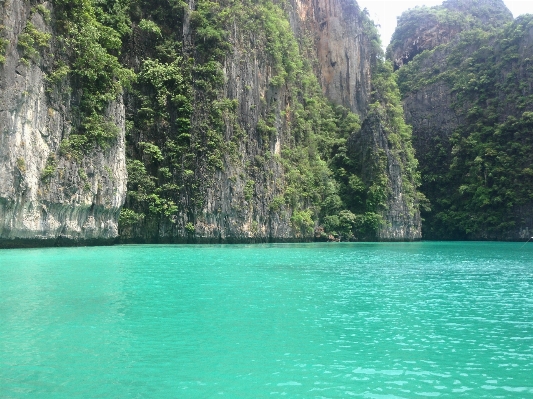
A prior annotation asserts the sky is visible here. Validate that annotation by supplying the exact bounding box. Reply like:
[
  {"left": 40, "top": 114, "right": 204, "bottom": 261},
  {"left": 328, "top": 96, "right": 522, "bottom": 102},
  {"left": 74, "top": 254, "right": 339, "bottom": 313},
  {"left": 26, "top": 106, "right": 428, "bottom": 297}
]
[{"left": 357, "top": 0, "right": 533, "bottom": 49}]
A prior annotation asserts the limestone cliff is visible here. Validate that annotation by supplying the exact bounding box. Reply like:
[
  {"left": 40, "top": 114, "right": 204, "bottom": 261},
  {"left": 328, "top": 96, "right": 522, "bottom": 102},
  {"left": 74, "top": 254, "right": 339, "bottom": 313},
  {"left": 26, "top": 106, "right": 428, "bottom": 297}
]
[
  {"left": 393, "top": 1, "right": 533, "bottom": 240},
  {"left": 352, "top": 111, "right": 421, "bottom": 241},
  {"left": 120, "top": 0, "right": 421, "bottom": 243},
  {"left": 298, "top": 0, "right": 421, "bottom": 240},
  {"left": 387, "top": 0, "right": 513, "bottom": 70},
  {"left": 0, "top": 0, "right": 422, "bottom": 247},
  {"left": 288, "top": 0, "right": 372, "bottom": 115},
  {"left": 0, "top": 1, "right": 127, "bottom": 247}
]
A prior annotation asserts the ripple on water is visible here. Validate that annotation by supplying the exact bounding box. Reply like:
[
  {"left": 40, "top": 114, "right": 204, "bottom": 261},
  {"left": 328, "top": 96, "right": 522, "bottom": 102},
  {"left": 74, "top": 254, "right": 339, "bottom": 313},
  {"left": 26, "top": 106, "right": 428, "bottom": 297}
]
[{"left": 0, "top": 242, "right": 532, "bottom": 398}]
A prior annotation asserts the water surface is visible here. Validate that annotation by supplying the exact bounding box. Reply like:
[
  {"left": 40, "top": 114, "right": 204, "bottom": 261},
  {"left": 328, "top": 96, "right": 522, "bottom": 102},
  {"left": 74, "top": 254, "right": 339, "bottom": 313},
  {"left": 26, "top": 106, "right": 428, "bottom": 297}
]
[{"left": 1, "top": 242, "right": 532, "bottom": 398}]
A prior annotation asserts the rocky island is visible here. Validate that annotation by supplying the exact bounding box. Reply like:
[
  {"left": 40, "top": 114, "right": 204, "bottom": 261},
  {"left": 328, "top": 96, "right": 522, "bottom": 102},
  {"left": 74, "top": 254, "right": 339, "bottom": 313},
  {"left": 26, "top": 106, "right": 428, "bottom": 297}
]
[{"left": 0, "top": 0, "right": 531, "bottom": 247}]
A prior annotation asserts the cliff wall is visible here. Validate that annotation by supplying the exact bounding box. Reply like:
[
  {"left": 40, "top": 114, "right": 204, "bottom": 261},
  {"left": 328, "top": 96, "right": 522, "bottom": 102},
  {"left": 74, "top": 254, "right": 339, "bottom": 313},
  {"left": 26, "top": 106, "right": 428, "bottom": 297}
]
[
  {"left": 289, "top": 0, "right": 372, "bottom": 115},
  {"left": 353, "top": 111, "right": 421, "bottom": 241},
  {"left": 120, "top": 0, "right": 421, "bottom": 243},
  {"left": 394, "top": 4, "right": 533, "bottom": 240},
  {"left": 0, "top": 0, "right": 127, "bottom": 247},
  {"left": 387, "top": 0, "right": 512, "bottom": 70},
  {"left": 0, "top": 0, "right": 422, "bottom": 247}
]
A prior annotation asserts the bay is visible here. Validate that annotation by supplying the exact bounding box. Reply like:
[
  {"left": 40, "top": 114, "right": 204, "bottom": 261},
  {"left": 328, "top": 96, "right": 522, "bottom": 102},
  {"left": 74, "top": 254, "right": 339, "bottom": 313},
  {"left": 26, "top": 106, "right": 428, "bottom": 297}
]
[{"left": 1, "top": 242, "right": 532, "bottom": 398}]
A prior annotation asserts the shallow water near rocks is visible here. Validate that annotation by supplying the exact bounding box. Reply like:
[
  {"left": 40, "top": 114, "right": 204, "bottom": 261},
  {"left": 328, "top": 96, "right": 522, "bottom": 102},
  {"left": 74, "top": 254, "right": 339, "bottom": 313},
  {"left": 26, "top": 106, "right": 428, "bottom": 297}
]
[{"left": 1, "top": 242, "right": 532, "bottom": 398}]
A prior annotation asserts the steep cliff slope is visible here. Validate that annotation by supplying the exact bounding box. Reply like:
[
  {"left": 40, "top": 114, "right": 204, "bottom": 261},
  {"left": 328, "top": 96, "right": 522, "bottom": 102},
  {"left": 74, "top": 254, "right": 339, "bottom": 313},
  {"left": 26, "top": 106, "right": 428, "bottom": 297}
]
[
  {"left": 0, "top": 0, "right": 422, "bottom": 247},
  {"left": 387, "top": 0, "right": 513, "bottom": 70},
  {"left": 288, "top": 0, "right": 372, "bottom": 115},
  {"left": 393, "top": 1, "right": 533, "bottom": 240},
  {"left": 119, "top": 0, "right": 421, "bottom": 243},
  {"left": 0, "top": 0, "right": 128, "bottom": 247}
]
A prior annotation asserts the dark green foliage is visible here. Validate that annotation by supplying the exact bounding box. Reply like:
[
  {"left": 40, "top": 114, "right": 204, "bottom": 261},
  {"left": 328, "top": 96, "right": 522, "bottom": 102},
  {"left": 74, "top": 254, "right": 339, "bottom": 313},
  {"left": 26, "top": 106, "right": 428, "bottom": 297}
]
[
  {"left": 0, "top": 25, "right": 8, "bottom": 64},
  {"left": 34, "top": 5, "right": 52, "bottom": 23},
  {"left": 125, "top": 159, "right": 179, "bottom": 218},
  {"left": 388, "top": 0, "right": 512, "bottom": 69},
  {"left": 138, "top": 142, "right": 163, "bottom": 162},
  {"left": 16, "top": 158, "right": 27, "bottom": 174},
  {"left": 244, "top": 180, "right": 255, "bottom": 202},
  {"left": 51, "top": 0, "right": 135, "bottom": 155},
  {"left": 291, "top": 210, "right": 314, "bottom": 236},
  {"left": 118, "top": 208, "right": 144, "bottom": 227},
  {"left": 397, "top": 14, "right": 533, "bottom": 239},
  {"left": 18, "top": 21, "right": 51, "bottom": 63},
  {"left": 60, "top": 114, "right": 121, "bottom": 160},
  {"left": 73, "top": 0, "right": 421, "bottom": 240},
  {"left": 121, "top": 0, "right": 217, "bottom": 229},
  {"left": 138, "top": 19, "right": 161, "bottom": 36},
  {"left": 189, "top": 0, "right": 230, "bottom": 60},
  {"left": 41, "top": 155, "right": 57, "bottom": 182},
  {"left": 185, "top": 222, "right": 195, "bottom": 234}
]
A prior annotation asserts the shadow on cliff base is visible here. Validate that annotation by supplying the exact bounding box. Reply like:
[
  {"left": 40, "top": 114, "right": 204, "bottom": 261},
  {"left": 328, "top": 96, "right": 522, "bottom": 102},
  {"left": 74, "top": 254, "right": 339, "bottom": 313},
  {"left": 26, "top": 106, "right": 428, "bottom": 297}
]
[{"left": 0, "top": 237, "right": 117, "bottom": 249}]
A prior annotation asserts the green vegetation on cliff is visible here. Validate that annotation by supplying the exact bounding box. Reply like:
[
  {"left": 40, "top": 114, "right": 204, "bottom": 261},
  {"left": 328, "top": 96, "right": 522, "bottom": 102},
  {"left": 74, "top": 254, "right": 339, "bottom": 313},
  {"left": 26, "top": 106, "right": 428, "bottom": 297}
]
[
  {"left": 29, "top": 0, "right": 420, "bottom": 242},
  {"left": 121, "top": 0, "right": 387, "bottom": 240},
  {"left": 387, "top": 0, "right": 513, "bottom": 69},
  {"left": 395, "top": 13, "right": 533, "bottom": 239},
  {"left": 51, "top": 0, "right": 135, "bottom": 157}
]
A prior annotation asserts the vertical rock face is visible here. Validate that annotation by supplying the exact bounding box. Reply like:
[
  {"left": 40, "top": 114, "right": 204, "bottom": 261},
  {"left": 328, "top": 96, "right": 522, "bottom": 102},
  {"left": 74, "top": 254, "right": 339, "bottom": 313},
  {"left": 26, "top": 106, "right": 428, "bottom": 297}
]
[
  {"left": 388, "top": 19, "right": 462, "bottom": 71},
  {"left": 121, "top": 3, "right": 305, "bottom": 243},
  {"left": 121, "top": 0, "right": 421, "bottom": 243},
  {"left": 1, "top": 0, "right": 421, "bottom": 246},
  {"left": 199, "top": 24, "right": 297, "bottom": 242},
  {"left": 164, "top": 24, "right": 298, "bottom": 242},
  {"left": 400, "top": 47, "right": 463, "bottom": 158},
  {"left": 0, "top": 0, "right": 127, "bottom": 247},
  {"left": 289, "top": 0, "right": 421, "bottom": 240},
  {"left": 289, "top": 0, "right": 371, "bottom": 115},
  {"left": 287, "top": 0, "right": 421, "bottom": 241},
  {"left": 353, "top": 113, "right": 422, "bottom": 241},
  {"left": 393, "top": 0, "right": 533, "bottom": 240}
]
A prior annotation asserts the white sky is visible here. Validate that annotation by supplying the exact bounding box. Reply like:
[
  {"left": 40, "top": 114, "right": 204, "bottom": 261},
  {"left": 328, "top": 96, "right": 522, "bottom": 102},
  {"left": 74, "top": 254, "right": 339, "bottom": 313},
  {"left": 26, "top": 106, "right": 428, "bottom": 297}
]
[{"left": 357, "top": 0, "right": 533, "bottom": 49}]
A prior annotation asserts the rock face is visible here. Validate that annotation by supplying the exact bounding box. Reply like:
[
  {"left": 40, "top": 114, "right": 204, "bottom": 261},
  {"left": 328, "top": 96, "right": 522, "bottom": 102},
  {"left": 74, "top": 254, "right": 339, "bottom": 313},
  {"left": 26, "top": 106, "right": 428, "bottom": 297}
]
[
  {"left": 0, "top": 0, "right": 421, "bottom": 246},
  {"left": 289, "top": 0, "right": 372, "bottom": 114},
  {"left": 0, "top": 1, "right": 127, "bottom": 247},
  {"left": 387, "top": 0, "right": 513, "bottom": 70},
  {"left": 295, "top": 0, "right": 421, "bottom": 241},
  {"left": 296, "top": 0, "right": 421, "bottom": 240},
  {"left": 353, "top": 112, "right": 421, "bottom": 241},
  {"left": 393, "top": 0, "right": 533, "bottom": 240},
  {"left": 400, "top": 47, "right": 463, "bottom": 159},
  {"left": 120, "top": 0, "right": 421, "bottom": 243}
]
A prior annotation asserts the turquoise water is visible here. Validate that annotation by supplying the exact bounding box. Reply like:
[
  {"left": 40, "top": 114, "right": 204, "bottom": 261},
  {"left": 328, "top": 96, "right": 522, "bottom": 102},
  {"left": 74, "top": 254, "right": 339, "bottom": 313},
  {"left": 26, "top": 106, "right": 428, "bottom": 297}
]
[{"left": 1, "top": 242, "right": 532, "bottom": 398}]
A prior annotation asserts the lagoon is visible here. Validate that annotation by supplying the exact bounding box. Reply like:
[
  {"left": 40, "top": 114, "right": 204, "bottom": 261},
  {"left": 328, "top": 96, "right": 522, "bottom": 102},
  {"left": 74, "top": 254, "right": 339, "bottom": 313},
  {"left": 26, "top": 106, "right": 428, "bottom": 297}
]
[{"left": 1, "top": 242, "right": 532, "bottom": 398}]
